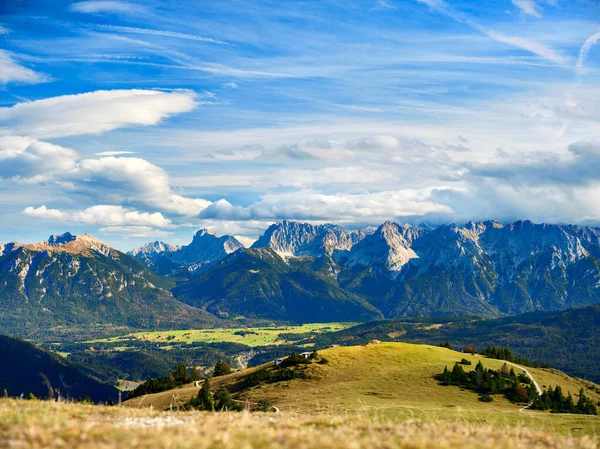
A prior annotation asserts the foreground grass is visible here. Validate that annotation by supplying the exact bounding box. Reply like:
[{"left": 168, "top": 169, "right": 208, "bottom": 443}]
[
  {"left": 1, "top": 399, "right": 598, "bottom": 449},
  {"left": 85, "top": 323, "right": 353, "bottom": 347}
]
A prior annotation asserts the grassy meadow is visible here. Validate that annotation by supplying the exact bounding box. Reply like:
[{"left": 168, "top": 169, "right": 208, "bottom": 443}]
[
  {"left": 85, "top": 323, "right": 354, "bottom": 347},
  {"left": 1, "top": 399, "right": 599, "bottom": 449}
]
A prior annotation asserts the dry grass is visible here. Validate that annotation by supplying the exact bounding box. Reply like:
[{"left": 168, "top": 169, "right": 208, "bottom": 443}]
[{"left": 1, "top": 399, "right": 599, "bottom": 449}]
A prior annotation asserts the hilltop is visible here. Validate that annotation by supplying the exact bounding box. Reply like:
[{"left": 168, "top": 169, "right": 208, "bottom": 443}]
[{"left": 122, "top": 342, "right": 600, "bottom": 436}]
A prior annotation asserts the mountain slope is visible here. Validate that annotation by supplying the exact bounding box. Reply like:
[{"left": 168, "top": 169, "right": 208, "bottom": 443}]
[
  {"left": 0, "top": 233, "right": 215, "bottom": 335},
  {"left": 0, "top": 334, "right": 118, "bottom": 402},
  {"left": 173, "top": 247, "right": 383, "bottom": 322}
]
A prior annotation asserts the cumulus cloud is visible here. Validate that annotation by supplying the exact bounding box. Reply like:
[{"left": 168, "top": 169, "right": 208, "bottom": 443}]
[
  {"left": 23, "top": 205, "right": 172, "bottom": 228},
  {"left": 0, "top": 89, "right": 198, "bottom": 138},
  {"left": 0, "top": 135, "right": 211, "bottom": 217},
  {"left": 200, "top": 189, "right": 452, "bottom": 222},
  {"left": 0, "top": 50, "right": 50, "bottom": 85},
  {"left": 72, "top": 157, "right": 211, "bottom": 216},
  {"left": 469, "top": 140, "right": 600, "bottom": 186},
  {"left": 0, "top": 136, "right": 77, "bottom": 181}
]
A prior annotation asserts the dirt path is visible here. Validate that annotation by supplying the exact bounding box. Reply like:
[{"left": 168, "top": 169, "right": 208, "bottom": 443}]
[{"left": 503, "top": 361, "right": 542, "bottom": 411}]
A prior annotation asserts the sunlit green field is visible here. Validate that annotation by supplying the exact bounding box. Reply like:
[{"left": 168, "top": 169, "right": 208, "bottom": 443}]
[{"left": 86, "top": 323, "right": 354, "bottom": 347}]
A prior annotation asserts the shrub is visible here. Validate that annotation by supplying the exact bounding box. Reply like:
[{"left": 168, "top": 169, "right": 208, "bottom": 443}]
[
  {"left": 479, "top": 393, "right": 493, "bottom": 402},
  {"left": 439, "top": 341, "right": 452, "bottom": 349},
  {"left": 459, "top": 358, "right": 472, "bottom": 366},
  {"left": 464, "top": 345, "right": 476, "bottom": 354},
  {"left": 317, "top": 357, "right": 329, "bottom": 365}
]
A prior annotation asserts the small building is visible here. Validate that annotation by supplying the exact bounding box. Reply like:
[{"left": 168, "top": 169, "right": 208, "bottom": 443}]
[
  {"left": 300, "top": 352, "right": 312, "bottom": 359},
  {"left": 274, "top": 357, "right": 285, "bottom": 366}
]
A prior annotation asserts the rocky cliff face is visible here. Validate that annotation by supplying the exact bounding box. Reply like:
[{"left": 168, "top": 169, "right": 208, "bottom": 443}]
[{"left": 128, "top": 229, "right": 243, "bottom": 276}]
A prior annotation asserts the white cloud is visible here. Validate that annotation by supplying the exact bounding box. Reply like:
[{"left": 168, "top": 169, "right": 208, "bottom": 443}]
[
  {"left": 73, "top": 157, "right": 211, "bottom": 216},
  {"left": 0, "top": 136, "right": 77, "bottom": 181},
  {"left": 576, "top": 31, "right": 600, "bottom": 75},
  {"left": 94, "top": 151, "right": 136, "bottom": 156},
  {"left": 69, "top": 1, "right": 144, "bottom": 15},
  {"left": 0, "top": 89, "right": 198, "bottom": 138},
  {"left": 222, "top": 82, "right": 238, "bottom": 89},
  {"left": 0, "top": 25, "right": 10, "bottom": 35},
  {"left": 512, "top": 0, "right": 541, "bottom": 18},
  {"left": 23, "top": 205, "right": 172, "bottom": 228},
  {"left": 0, "top": 50, "right": 50, "bottom": 85},
  {"left": 199, "top": 189, "right": 452, "bottom": 222}
]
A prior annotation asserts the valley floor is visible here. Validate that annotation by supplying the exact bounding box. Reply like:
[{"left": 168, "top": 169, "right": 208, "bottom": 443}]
[{"left": 0, "top": 399, "right": 598, "bottom": 449}]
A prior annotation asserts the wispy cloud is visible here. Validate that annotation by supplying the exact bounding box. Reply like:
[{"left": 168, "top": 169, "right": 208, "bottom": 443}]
[
  {"left": 0, "top": 50, "right": 51, "bottom": 85},
  {"left": 90, "top": 24, "right": 228, "bottom": 45},
  {"left": 415, "top": 0, "right": 568, "bottom": 66},
  {"left": 69, "top": 1, "right": 145, "bottom": 15},
  {"left": 512, "top": 0, "right": 541, "bottom": 18},
  {"left": 576, "top": 31, "right": 600, "bottom": 75}
]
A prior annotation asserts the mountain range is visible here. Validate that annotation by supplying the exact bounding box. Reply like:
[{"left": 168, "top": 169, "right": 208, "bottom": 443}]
[
  {"left": 167, "top": 220, "right": 600, "bottom": 320},
  {"left": 0, "top": 232, "right": 216, "bottom": 336},
  {"left": 3, "top": 219, "right": 600, "bottom": 332}
]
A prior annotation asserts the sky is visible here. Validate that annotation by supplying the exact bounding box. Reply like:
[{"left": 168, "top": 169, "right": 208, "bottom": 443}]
[{"left": 1, "top": 0, "right": 600, "bottom": 250}]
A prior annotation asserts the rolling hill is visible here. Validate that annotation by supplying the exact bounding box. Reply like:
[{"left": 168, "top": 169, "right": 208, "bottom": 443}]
[
  {"left": 300, "top": 305, "right": 600, "bottom": 382},
  {"left": 122, "top": 342, "right": 600, "bottom": 435},
  {"left": 0, "top": 335, "right": 118, "bottom": 402}
]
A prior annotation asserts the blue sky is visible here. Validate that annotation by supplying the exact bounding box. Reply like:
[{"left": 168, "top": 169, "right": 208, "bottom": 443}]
[{"left": 1, "top": 0, "right": 600, "bottom": 250}]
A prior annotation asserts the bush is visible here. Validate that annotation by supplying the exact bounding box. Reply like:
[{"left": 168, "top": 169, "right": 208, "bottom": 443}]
[
  {"left": 459, "top": 358, "right": 472, "bottom": 365},
  {"left": 479, "top": 393, "right": 493, "bottom": 402},
  {"left": 317, "top": 357, "right": 329, "bottom": 365},
  {"left": 440, "top": 341, "right": 452, "bottom": 349},
  {"left": 464, "top": 345, "right": 476, "bottom": 354}
]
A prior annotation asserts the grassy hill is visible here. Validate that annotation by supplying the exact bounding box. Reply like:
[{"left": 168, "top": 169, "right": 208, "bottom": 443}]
[
  {"left": 300, "top": 305, "right": 600, "bottom": 382},
  {"left": 0, "top": 335, "right": 118, "bottom": 403},
  {"left": 2, "top": 398, "right": 598, "bottom": 449},
  {"left": 122, "top": 342, "right": 600, "bottom": 436}
]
